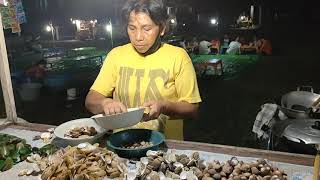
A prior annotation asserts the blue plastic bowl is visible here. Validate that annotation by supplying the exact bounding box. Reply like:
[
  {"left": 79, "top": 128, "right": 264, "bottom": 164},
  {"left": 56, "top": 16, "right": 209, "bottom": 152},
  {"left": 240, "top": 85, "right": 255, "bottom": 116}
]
[{"left": 106, "top": 129, "right": 165, "bottom": 158}]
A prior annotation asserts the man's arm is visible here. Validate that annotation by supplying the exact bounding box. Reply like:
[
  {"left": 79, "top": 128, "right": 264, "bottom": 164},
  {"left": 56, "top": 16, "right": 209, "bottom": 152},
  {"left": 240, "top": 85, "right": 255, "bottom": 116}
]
[
  {"left": 143, "top": 100, "right": 200, "bottom": 121},
  {"left": 164, "top": 101, "right": 200, "bottom": 120}
]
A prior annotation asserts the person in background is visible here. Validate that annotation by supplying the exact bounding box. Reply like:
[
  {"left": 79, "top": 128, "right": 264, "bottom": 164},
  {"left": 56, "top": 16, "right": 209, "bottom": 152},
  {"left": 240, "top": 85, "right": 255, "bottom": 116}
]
[
  {"left": 210, "top": 38, "right": 220, "bottom": 54},
  {"left": 256, "top": 36, "right": 272, "bottom": 55},
  {"left": 186, "top": 37, "right": 199, "bottom": 54},
  {"left": 199, "top": 36, "right": 212, "bottom": 55},
  {"left": 220, "top": 34, "right": 230, "bottom": 54},
  {"left": 24, "top": 60, "right": 46, "bottom": 82},
  {"left": 226, "top": 37, "right": 241, "bottom": 55},
  {"left": 190, "top": 37, "right": 198, "bottom": 47},
  {"left": 179, "top": 37, "right": 187, "bottom": 50},
  {"left": 223, "top": 34, "right": 230, "bottom": 46},
  {"left": 85, "top": 0, "right": 201, "bottom": 140}
]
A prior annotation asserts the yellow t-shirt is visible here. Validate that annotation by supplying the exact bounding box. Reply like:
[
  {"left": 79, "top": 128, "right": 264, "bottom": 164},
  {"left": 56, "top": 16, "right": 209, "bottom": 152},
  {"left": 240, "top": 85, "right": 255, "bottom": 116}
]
[{"left": 90, "top": 43, "right": 201, "bottom": 140}]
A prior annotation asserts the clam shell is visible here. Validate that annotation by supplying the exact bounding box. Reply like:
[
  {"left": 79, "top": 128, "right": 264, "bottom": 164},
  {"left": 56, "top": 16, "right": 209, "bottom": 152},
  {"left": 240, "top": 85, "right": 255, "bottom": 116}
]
[
  {"left": 77, "top": 143, "right": 89, "bottom": 149},
  {"left": 179, "top": 157, "right": 190, "bottom": 166},
  {"left": 173, "top": 162, "right": 184, "bottom": 168},
  {"left": 159, "top": 162, "right": 167, "bottom": 173},
  {"left": 165, "top": 152, "right": 177, "bottom": 163},
  {"left": 230, "top": 157, "right": 239, "bottom": 166},
  {"left": 148, "top": 171, "right": 160, "bottom": 180},
  {"left": 165, "top": 170, "right": 180, "bottom": 179},
  {"left": 197, "top": 160, "right": 207, "bottom": 170},
  {"left": 27, "top": 154, "right": 42, "bottom": 163},
  {"left": 192, "top": 152, "right": 200, "bottom": 161},
  {"left": 140, "top": 157, "right": 149, "bottom": 166},
  {"left": 146, "top": 150, "right": 159, "bottom": 157},
  {"left": 18, "top": 169, "right": 34, "bottom": 176},
  {"left": 222, "top": 164, "right": 233, "bottom": 174},
  {"left": 40, "top": 132, "right": 52, "bottom": 139},
  {"left": 180, "top": 170, "right": 198, "bottom": 180},
  {"left": 47, "top": 128, "right": 55, "bottom": 133},
  {"left": 158, "top": 171, "right": 166, "bottom": 180},
  {"left": 174, "top": 166, "right": 183, "bottom": 174},
  {"left": 110, "top": 171, "right": 121, "bottom": 178},
  {"left": 126, "top": 172, "right": 137, "bottom": 180}
]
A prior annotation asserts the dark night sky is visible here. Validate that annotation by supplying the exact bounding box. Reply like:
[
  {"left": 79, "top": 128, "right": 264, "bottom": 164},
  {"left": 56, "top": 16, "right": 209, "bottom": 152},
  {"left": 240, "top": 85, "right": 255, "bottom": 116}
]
[
  {"left": 23, "top": 0, "right": 319, "bottom": 22},
  {"left": 23, "top": 0, "right": 125, "bottom": 23},
  {"left": 20, "top": 0, "right": 320, "bottom": 35},
  {"left": 61, "top": 0, "right": 124, "bottom": 19}
]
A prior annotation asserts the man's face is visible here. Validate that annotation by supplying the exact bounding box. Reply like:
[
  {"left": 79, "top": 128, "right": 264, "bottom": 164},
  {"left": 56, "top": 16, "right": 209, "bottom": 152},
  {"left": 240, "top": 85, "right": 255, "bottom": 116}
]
[{"left": 127, "top": 11, "right": 164, "bottom": 54}]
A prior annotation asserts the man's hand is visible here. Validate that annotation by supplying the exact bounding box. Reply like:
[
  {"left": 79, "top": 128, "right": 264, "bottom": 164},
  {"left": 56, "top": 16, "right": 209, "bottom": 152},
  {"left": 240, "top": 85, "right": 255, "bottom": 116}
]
[
  {"left": 142, "top": 101, "right": 167, "bottom": 121},
  {"left": 101, "top": 99, "right": 127, "bottom": 115}
]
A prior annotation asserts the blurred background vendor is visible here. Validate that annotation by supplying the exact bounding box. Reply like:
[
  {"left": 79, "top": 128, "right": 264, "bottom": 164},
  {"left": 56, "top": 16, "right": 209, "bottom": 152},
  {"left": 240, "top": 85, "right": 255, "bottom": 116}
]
[{"left": 256, "top": 35, "right": 272, "bottom": 55}]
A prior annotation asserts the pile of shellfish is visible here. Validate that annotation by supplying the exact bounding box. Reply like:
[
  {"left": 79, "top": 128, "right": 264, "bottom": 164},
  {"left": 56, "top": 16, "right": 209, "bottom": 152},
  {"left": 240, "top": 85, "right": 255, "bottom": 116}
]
[
  {"left": 37, "top": 143, "right": 127, "bottom": 180},
  {"left": 135, "top": 150, "right": 287, "bottom": 180},
  {"left": 64, "top": 126, "right": 97, "bottom": 138},
  {"left": 23, "top": 144, "right": 287, "bottom": 180},
  {"left": 202, "top": 157, "right": 287, "bottom": 180},
  {"left": 122, "top": 141, "right": 154, "bottom": 149}
]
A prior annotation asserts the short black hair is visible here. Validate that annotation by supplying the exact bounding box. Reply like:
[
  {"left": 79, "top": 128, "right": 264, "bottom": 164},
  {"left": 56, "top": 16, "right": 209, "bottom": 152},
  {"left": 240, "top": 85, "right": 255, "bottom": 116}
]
[{"left": 122, "top": 0, "right": 168, "bottom": 29}]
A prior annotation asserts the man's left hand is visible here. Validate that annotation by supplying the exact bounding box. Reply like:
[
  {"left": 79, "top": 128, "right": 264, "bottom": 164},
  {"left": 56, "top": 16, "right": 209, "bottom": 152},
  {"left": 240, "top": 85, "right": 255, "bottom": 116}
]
[{"left": 142, "top": 101, "right": 167, "bottom": 121}]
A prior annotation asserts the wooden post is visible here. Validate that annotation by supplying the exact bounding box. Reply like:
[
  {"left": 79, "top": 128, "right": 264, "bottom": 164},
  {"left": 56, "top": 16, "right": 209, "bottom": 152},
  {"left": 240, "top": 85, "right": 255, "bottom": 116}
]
[
  {"left": 259, "top": 5, "right": 262, "bottom": 26},
  {"left": 0, "top": 13, "right": 18, "bottom": 123},
  {"left": 250, "top": 5, "right": 254, "bottom": 24}
]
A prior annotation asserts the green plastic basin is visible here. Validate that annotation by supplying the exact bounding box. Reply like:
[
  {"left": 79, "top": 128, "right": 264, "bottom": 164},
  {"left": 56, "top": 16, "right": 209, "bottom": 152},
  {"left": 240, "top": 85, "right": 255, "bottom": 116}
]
[{"left": 106, "top": 129, "right": 165, "bottom": 159}]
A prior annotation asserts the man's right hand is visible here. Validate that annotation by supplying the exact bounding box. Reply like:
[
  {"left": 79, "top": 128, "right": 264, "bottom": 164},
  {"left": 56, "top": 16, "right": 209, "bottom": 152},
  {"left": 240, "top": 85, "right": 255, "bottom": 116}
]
[{"left": 101, "top": 99, "right": 127, "bottom": 115}]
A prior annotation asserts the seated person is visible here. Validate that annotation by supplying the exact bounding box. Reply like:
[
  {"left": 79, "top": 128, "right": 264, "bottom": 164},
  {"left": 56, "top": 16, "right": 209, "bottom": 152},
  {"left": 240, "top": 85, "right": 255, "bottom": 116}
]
[
  {"left": 199, "top": 37, "right": 212, "bottom": 55},
  {"left": 256, "top": 38, "right": 272, "bottom": 55},
  {"left": 187, "top": 37, "right": 199, "bottom": 54},
  {"left": 240, "top": 37, "right": 257, "bottom": 54},
  {"left": 210, "top": 39, "right": 220, "bottom": 54},
  {"left": 226, "top": 37, "right": 241, "bottom": 55}
]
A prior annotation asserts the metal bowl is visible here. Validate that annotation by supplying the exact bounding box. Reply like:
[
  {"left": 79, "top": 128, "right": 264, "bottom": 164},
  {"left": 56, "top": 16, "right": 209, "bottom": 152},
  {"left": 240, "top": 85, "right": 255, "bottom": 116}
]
[
  {"left": 106, "top": 129, "right": 165, "bottom": 158},
  {"left": 281, "top": 89, "right": 320, "bottom": 119}
]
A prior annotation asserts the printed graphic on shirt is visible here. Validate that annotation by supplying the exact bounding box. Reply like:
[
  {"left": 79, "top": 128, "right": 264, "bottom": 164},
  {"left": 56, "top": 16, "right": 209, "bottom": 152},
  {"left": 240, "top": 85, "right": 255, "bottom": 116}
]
[{"left": 116, "top": 66, "right": 169, "bottom": 107}]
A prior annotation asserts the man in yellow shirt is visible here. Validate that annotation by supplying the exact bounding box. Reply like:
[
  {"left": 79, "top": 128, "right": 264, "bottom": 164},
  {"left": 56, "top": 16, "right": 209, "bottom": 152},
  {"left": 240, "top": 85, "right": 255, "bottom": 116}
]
[{"left": 85, "top": 0, "right": 201, "bottom": 140}]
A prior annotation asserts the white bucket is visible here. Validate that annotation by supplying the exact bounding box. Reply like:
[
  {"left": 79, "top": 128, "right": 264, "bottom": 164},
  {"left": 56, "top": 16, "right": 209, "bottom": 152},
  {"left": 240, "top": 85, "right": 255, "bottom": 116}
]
[
  {"left": 18, "top": 83, "right": 42, "bottom": 101},
  {"left": 67, "top": 88, "right": 77, "bottom": 100}
]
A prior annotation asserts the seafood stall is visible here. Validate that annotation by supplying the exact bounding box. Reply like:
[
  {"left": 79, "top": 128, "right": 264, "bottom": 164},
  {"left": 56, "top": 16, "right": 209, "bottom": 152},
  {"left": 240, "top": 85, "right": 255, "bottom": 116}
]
[
  {"left": 0, "top": 5, "right": 316, "bottom": 180},
  {"left": 0, "top": 122, "right": 315, "bottom": 179}
]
